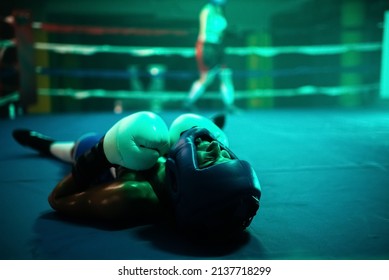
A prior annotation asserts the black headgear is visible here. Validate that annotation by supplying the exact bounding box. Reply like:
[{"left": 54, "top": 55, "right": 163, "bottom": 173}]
[{"left": 166, "top": 127, "right": 261, "bottom": 239}]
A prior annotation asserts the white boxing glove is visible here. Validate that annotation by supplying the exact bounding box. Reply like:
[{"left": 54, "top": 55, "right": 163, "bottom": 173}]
[
  {"left": 72, "top": 111, "right": 169, "bottom": 186},
  {"left": 104, "top": 111, "right": 170, "bottom": 170},
  {"left": 169, "top": 113, "right": 228, "bottom": 147}
]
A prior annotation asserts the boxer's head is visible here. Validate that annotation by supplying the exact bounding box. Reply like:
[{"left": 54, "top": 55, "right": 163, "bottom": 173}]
[{"left": 166, "top": 127, "right": 261, "bottom": 240}]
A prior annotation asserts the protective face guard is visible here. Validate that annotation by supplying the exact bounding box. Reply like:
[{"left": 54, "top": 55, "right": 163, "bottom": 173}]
[{"left": 166, "top": 127, "right": 261, "bottom": 239}]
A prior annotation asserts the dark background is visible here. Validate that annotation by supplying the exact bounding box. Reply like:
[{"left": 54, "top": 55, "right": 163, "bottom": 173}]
[{"left": 1, "top": 0, "right": 389, "bottom": 112}]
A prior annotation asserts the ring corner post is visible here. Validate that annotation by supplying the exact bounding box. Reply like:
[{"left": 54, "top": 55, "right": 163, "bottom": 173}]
[
  {"left": 380, "top": 10, "right": 389, "bottom": 100},
  {"left": 13, "top": 9, "right": 37, "bottom": 112}
]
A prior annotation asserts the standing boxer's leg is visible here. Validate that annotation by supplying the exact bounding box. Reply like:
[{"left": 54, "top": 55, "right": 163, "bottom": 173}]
[
  {"left": 219, "top": 68, "right": 239, "bottom": 113},
  {"left": 187, "top": 67, "right": 219, "bottom": 107}
]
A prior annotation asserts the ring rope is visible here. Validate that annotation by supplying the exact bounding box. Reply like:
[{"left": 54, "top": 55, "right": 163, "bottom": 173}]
[
  {"left": 36, "top": 64, "right": 378, "bottom": 79},
  {"left": 37, "top": 83, "right": 379, "bottom": 100},
  {"left": 2, "top": 39, "right": 382, "bottom": 57},
  {"left": 228, "top": 42, "right": 381, "bottom": 57},
  {"left": 34, "top": 42, "right": 381, "bottom": 57},
  {"left": 32, "top": 22, "right": 189, "bottom": 36},
  {"left": 34, "top": 42, "right": 195, "bottom": 57},
  {"left": 0, "top": 39, "right": 15, "bottom": 48},
  {"left": 0, "top": 92, "right": 19, "bottom": 106}
]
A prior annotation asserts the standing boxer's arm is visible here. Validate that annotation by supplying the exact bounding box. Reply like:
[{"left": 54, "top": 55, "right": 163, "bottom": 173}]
[{"left": 198, "top": 6, "right": 209, "bottom": 42}]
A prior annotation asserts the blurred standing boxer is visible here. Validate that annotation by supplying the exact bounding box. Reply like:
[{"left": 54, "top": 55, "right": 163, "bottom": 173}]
[{"left": 185, "top": 0, "right": 237, "bottom": 113}]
